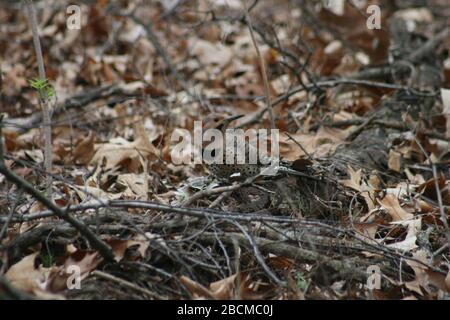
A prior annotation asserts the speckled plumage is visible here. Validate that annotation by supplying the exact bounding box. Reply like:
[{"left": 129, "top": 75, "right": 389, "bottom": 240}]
[
  {"left": 202, "top": 114, "right": 313, "bottom": 181},
  {"left": 202, "top": 114, "right": 263, "bottom": 180},
  {"left": 208, "top": 162, "right": 261, "bottom": 180}
]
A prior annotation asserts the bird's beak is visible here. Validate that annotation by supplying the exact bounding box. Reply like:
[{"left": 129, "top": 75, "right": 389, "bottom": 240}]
[
  {"left": 223, "top": 114, "right": 244, "bottom": 125},
  {"left": 220, "top": 114, "right": 244, "bottom": 131},
  {"left": 225, "top": 114, "right": 244, "bottom": 122}
]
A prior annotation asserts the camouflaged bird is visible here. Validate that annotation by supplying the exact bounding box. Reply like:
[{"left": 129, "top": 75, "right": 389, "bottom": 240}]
[
  {"left": 201, "top": 114, "right": 261, "bottom": 180},
  {"left": 201, "top": 114, "right": 314, "bottom": 181}
]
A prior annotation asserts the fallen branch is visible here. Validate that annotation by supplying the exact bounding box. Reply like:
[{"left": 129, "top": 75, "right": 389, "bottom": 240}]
[
  {"left": 0, "top": 164, "right": 115, "bottom": 261},
  {"left": 244, "top": 0, "right": 275, "bottom": 129},
  {"left": 239, "top": 78, "right": 437, "bottom": 127},
  {"left": 0, "top": 117, "right": 115, "bottom": 262},
  {"left": 182, "top": 175, "right": 260, "bottom": 207},
  {"left": 198, "top": 231, "right": 370, "bottom": 283},
  {"left": 3, "top": 85, "right": 130, "bottom": 132},
  {"left": 0, "top": 198, "right": 299, "bottom": 225},
  {"left": 310, "top": 118, "right": 447, "bottom": 141},
  {"left": 91, "top": 270, "right": 167, "bottom": 300}
]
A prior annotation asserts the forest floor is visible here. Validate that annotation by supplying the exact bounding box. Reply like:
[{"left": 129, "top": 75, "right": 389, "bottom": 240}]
[{"left": 0, "top": 0, "right": 450, "bottom": 300}]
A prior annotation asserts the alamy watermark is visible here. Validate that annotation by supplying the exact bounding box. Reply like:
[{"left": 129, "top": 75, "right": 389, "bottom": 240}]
[
  {"left": 366, "top": 265, "right": 381, "bottom": 290},
  {"left": 64, "top": 2, "right": 382, "bottom": 31},
  {"left": 322, "top": 1, "right": 382, "bottom": 30},
  {"left": 66, "top": 265, "right": 81, "bottom": 290},
  {"left": 66, "top": 5, "right": 81, "bottom": 30}
]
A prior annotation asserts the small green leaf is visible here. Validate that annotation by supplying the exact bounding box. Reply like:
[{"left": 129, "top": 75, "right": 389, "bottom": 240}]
[
  {"left": 28, "top": 77, "right": 55, "bottom": 99},
  {"left": 296, "top": 273, "right": 309, "bottom": 290}
]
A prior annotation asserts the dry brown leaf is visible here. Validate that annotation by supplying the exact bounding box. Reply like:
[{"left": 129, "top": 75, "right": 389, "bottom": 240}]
[
  {"left": 340, "top": 166, "right": 376, "bottom": 210},
  {"left": 354, "top": 221, "right": 380, "bottom": 241},
  {"left": 188, "top": 38, "right": 232, "bottom": 68},
  {"left": 402, "top": 250, "right": 450, "bottom": 295},
  {"left": 209, "top": 274, "right": 237, "bottom": 300},
  {"left": 2, "top": 64, "right": 28, "bottom": 96},
  {"left": 418, "top": 175, "right": 450, "bottom": 206},
  {"left": 47, "top": 249, "right": 102, "bottom": 292},
  {"left": 107, "top": 235, "right": 149, "bottom": 262},
  {"left": 116, "top": 173, "right": 148, "bottom": 199},
  {"left": 91, "top": 122, "right": 158, "bottom": 172},
  {"left": 425, "top": 268, "right": 449, "bottom": 293},
  {"left": 340, "top": 166, "right": 363, "bottom": 191},
  {"left": 279, "top": 127, "right": 345, "bottom": 161},
  {"left": 179, "top": 275, "right": 214, "bottom": 299},
  {"left": 404, "top": 251, "right": 428, "bottom": 295},
  {"left": 378, "top": 194, "right": 414, "bottom": 222},
  {"left": 388, "top": 150, "right": 402, "bottom": 173},
  {"left": 394, "top": 8, "right": 433, "bottom": 24},
  {"left": 72, "top": 131, "right": 95, "bottom": 165},
  {"left": 403, "top": 249, "right": 443, "bottom": 295},
  {"left": 209, "top": 272, "right": 269, "bottom": 300},
  {"left": 387, "top": 218, "right": 421, "bottom": 252},
  {"left": 5, "top": 253, "right": 65, "bottom": 299},
  {"left": 267, "top": 256, "right": 295, "bottom": 270},
  {"left": 73, "top": 184, "right": 119, "bottom": 200}
]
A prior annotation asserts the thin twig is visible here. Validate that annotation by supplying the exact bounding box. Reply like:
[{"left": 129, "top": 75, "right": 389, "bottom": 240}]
[
  {"left": 24, "top": 0, "right": 52, "bottom": 192},
  {"left": 0, "top": 198, "right": 301, "bottom": 225},
  {"left": 0, "top": 164, "right": 115, "bottom": 261},
  {"left": 284, "top": 132, "right": 313, "bottom": 160},
  {"left": 239, "top": 78, "right": 437, "bottom": 128},
  {"left": 432, "top": 165, "right": 450, "bottom": 255},
  {"left": 182, "top": 175, "right": 260, "bottom": 206},
  {"left": 0, "top": 190, "right": 22, "bottom": 243},
  {"left": 116, "top": 11, "right": 190, "bottom": 94},
  {"left": 244, "top": 0, "right": 275, "bottom": 130},
  {"left": 0, "top": 119, "right": 114, "bottom": 261},
  {"left": 412, "top": 134, "right": 450, "bottom": 255},
  {"left": 232, "top": 221, "right": 286, "bottom": 287},
  {"left": 91, "top": 270, "right": 167, "bottom": 299},
  {"left": 208, "top": 191, "right": 233, "bottom": 209}
]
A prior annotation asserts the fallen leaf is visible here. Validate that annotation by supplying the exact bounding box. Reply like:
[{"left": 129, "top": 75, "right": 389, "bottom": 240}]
[
  {"left": 72, "top": 131, "right": 95, "bottom": 165},
  {"left": 340, "top": 166, "right": 376, "bottom": 210},
  {"left": 402, "top": 249, "right": 448, "bottom": 295},
  {"left": 188, "top": 38, "right": 232, "bottom": 68},
  {"left": 210, "top": 274, "right": 237, "bottom": 300},
  {"left": 387, "top": 218, "right": 421, "bottom": 252},
  {"left": 378, "top": 194, "right": 414, "bottom": 222},
  {"left": 91, "top": 122, "right": 158, "bottom": 172},
  {"left": 48, "top": 250, "right": 102, "bottom": 292},
  {"left": 388, "top": 150, "right": 402, "bottom": 173},
  {"left": 179, "top": 275, "right": 214, "bottom": 299},
  {"left": 5, "top": 253, "right": 64, "bottom": 299},
  {"left": 107, "top": 236, "right": 149, "bottom": 262},
  {"left": 116, "top": 173, "right": 148, "bottom": 199}
]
